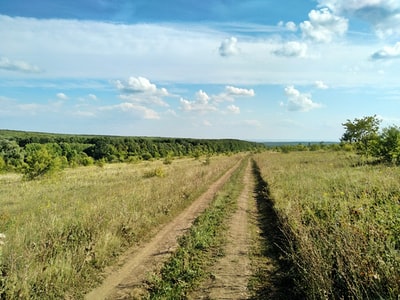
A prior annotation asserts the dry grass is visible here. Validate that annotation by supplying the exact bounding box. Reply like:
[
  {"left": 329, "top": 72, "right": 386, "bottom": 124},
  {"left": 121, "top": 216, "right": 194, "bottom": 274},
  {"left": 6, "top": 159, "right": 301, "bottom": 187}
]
[
  {"left": 0, "top": 154, "right": 243, "bottom": 299},
  {"left": 253, "top": 151, "right": 400, "bottom": 299}
]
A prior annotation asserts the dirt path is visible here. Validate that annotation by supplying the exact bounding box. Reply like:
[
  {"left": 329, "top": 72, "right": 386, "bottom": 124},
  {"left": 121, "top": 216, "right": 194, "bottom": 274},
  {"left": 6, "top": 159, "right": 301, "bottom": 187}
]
[
  {"left": 85, "top": 159, "right": 242, "bottom": 300},
  {"left": 188, "top": 160, "right": 253, "bottom": 300}
]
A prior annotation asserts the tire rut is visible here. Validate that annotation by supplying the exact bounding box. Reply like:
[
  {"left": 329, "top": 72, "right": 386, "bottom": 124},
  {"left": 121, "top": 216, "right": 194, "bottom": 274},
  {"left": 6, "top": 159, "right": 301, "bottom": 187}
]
[{"left": 189, "top": 159, "right": 253, "bottom": 300}]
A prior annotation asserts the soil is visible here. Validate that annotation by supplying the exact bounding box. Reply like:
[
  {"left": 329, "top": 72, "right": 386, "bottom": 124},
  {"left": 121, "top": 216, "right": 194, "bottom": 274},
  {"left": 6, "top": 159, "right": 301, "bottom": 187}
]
[
  {"left": 85, "top": 160, "right": 242, "bottom": 300},
  {"left": 188, "top": 160, "right": 253, "bottom": 300}
]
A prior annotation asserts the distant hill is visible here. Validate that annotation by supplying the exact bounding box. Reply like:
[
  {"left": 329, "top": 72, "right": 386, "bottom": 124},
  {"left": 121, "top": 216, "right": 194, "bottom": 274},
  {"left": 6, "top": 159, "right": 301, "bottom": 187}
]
[{"left": 262, "top": 141, "right": 338, "bottom": 147}]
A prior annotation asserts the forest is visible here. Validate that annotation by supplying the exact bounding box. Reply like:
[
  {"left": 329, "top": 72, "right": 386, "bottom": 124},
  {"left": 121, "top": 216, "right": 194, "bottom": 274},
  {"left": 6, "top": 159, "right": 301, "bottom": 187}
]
[{"left": 0, "top": 129, "right": 264, "bottom": 179}]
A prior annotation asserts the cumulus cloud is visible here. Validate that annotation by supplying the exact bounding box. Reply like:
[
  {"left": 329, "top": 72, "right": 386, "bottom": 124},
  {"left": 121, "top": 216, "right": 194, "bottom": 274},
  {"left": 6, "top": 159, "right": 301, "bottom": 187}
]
[
  {"left": 225, "top": 86, "right": 255, "bottom": 97},
  {"left": 370, "top": 42, "right": 400, "bottom": 59},
  {"left": 0, "top": 57, "right": 42, "bottom": 73},
  {"left": 227, "top": 104, "right": 240, "bottom": 114},
  {"left": 115, "top": 76, "right": 169, "bottom": 107},
  {"left": 219, "top": 37, "right": 239, "bottom": 57},
  {"left": 180, "top": 89, "right": 217, "bottom": 113},
  {"left": 286, "top": 21, "right": 298, "bottom": 31},
  {"left": 213, "top": 85, "right": 255, "bottom": 102},
  {"left": 318, "top": 0, "right": 400, "bottom": 37},
  {"left": 273, "top": 41, "right": 308, "bottom": 57},
  {"left": 315, "top": 80, "right": 329, "bottom": 89},
  {"left": 180, "top": 86, "right": 254, "bottom": 114},
  {"left": 300, "top": 8, "right": 348, "bottom": 43},
  {"left": 180, "top": 98, "right": 217, "bottom": 113},
  {"left": 116, "top": 76, "right": 168, "bottom": 95},
  {"left": 56, "top": 92, "right": 68, "bottom": 100},
  {"left": 283, "top": 85, "right": 322, "bottom": 111}
]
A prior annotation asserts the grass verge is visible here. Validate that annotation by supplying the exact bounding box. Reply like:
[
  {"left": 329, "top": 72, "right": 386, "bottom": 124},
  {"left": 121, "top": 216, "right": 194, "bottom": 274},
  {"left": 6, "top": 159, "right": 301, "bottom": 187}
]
[
  {"left": 253, "top": 151, "right": 400, "bottom": 299},
  {"left": 146, "top": 157, "right": 249, "bottom": 299}
]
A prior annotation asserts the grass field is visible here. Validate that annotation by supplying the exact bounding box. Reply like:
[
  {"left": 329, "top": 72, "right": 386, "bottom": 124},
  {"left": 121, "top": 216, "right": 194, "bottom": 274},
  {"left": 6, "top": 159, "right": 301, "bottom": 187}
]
[
  {"left": 0, "top": 154, "right": 243, "bottom": 299},
  {"left": 253, "top": 151, "right": 400, "bottom": 299}
]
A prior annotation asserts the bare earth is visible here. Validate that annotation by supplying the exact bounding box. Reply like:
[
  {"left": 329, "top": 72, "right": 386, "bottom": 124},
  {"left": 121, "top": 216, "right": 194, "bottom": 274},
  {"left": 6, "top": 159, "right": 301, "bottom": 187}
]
[
  {"left": 188, "top": 160, "right": 253, "bottom": 300},
  {"left": 85, "top": 160, "right": 242, "bottom": 300}
]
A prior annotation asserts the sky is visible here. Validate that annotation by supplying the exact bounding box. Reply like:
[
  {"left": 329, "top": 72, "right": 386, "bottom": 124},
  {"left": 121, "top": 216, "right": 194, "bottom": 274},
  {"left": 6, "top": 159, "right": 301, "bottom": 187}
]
[{"left": 1, "top": 0, "right": 400, "bottom": 141}]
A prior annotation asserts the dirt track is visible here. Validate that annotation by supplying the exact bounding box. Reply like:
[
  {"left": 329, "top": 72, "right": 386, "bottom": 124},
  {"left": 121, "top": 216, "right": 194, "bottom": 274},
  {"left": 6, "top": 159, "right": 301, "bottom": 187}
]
[
  {"left": 85, "top": 159, "right": 242, "bottom": 300},
  {"left": 188, "top": 159, "right": 253, "bottom": 299}
]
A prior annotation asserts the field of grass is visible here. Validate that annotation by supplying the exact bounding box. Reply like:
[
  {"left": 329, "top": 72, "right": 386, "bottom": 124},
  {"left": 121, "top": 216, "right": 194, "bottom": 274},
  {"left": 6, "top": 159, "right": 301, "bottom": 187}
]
[
  {"left": 253, "top": 151, "right": 400, "bottom": 299},
  {"left": 0, "top": 154, "right": 243, "bottom": 299}
]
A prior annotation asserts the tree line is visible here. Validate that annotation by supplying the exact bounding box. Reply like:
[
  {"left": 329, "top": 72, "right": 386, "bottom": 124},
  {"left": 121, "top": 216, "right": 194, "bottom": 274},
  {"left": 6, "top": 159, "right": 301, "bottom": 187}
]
[{"left": 0, "top": 130, "right": 264, "bottom": 179}]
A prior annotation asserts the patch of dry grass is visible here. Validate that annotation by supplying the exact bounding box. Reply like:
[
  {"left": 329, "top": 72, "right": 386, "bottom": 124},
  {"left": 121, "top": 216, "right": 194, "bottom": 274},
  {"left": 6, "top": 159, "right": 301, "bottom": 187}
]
[
  {"left": 253, "top": 151, "right": 400, "bottom": 299},
  {"left": 0, "top": 154, "right": 243, "bottom": 299}
]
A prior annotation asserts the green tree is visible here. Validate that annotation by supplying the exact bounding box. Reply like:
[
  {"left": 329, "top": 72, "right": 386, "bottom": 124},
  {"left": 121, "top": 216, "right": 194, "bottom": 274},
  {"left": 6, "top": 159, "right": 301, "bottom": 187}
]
[
  {"left": 0, "top": 139, "right": 24, "bottom": 169},
  {"left": 378, "top": 126, "right": 400, "bottom": 164},
  {"left": 23, "top": 143, "right": 64, "bottom": 179},
  {"left": 341, "top": 115, "right": 381, "bottom": 156}
]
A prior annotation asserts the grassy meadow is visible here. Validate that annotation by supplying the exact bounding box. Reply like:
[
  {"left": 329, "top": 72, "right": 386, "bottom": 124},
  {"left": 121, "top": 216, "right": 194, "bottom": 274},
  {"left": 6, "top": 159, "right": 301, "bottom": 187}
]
[
  {"left": 0, "top": 154, "right": 243, "bottom": 299},
  {"left": 253, "top": 151, "right": 400, "bottom": 299}
]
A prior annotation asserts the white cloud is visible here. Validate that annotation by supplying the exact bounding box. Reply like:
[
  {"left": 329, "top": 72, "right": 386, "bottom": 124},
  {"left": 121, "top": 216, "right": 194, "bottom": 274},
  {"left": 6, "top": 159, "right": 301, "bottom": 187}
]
[
  {"left": 286, "top": 21, "right": 298, "bottom": 32},
  {"left": 273, "top": 41, "right": 308, "bottom": 57},
  {"left": 219, "top": 37, "right": 239, "bottom": 57},
  {"left": 213, "top": 85, "right": 255, "bottom": 102},
  {"left": 116, "top": 76, "right": 169, "bottom": 107},
  {"left": 0, "top": 56, "right": 42, "bottom": 73},
  {"left": 225, "top": 86, "right": 255, "bottom": 97},
  {"left": 371, "top": 42, "right": 400, "bottom": 59},
  {"left": 315, "top": 80, "right": 329, "bottom": 89},
  {"left": 56, "top": 92, "right": 68, "bottom": 100},
  {"left": 300, "top": 8, "right": 348, "bottom": 43},
  {"left": 180, "top": 97, "right": 217, "bottom": 113},
  {"left": 88, "top": 94, "right": 97, "bottom": 100},
  {"left": 195, "top": 90, "right": 210, "bottom": 104},
  {"left": 283, "top": 85, "right": 322, "bottom": 111},
  {"left": 227, "top": 104, "right": 240, "bottom": 114},
  {"left": 318, "top": 0, "right": 400, "bottom": 37}
]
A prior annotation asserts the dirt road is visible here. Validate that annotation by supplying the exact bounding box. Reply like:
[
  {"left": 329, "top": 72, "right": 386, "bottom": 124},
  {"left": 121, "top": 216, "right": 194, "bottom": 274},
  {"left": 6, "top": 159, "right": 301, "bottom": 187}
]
[
  {"left": 85, "top": 160, "right": 242, "bottom": 300},
  {"left": 188, "top": 160, "right": 253, "bottom": 299}
]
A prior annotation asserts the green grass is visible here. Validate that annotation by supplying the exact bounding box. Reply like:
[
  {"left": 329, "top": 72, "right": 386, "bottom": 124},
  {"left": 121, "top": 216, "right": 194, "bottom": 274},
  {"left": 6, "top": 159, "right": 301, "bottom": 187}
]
[
  {"left": 0, "top": 154, "right": 243, "bottom": 299},
  {"left": 146, "top": 157, "right": 249, "bottom": 299},
  {"left": 253, "top": 151, "right": 400, "bottom": 299}
]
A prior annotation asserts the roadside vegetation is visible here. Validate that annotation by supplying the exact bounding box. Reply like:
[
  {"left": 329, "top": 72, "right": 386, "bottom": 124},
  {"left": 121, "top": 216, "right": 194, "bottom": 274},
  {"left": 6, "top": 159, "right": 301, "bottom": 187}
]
[
  {"left": 253, "top": 150, "right": 400, "bottom": 299},
  {"left": 146, "top": 157, "right": 248, "bottom": 299},
  {"left": 0, "top": 153, "right": 243, "bottom": 299}
]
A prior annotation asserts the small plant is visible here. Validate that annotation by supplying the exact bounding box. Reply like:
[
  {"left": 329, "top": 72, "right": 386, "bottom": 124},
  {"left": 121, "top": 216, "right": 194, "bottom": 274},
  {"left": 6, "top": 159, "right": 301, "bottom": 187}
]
[{"left": 144, "top": 167, "right": 166, "bottom": 178}]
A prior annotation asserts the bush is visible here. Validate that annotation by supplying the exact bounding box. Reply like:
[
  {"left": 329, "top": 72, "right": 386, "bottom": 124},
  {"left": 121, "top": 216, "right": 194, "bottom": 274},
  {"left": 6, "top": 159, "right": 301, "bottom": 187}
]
[
  {"left": 144, "top": 167, "right": 166, "bottom": 178},
  {"left": 22, "top": 144, "right": 64, "bottom": 180}
]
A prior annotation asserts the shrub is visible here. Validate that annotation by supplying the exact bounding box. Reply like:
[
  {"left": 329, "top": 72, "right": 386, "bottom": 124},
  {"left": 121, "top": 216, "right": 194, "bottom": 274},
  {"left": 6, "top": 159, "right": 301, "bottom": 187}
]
[
  {"left": 144, "top": 167, "right": 166, "bottom": 178},
  {"left": 22, "top": 144, "right": 64, "bottom": 180}
]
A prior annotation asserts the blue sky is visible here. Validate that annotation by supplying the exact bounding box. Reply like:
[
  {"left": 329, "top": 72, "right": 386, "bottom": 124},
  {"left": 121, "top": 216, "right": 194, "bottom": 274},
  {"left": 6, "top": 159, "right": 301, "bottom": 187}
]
[{"left": 1, "top": 0, "right": 400, "bottom": 141}]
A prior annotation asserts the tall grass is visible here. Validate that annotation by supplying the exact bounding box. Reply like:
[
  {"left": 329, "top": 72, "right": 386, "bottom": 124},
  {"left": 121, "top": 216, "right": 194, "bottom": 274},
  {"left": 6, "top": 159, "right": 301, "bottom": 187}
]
[
  {"left": 0, "top": 154, "right": 242, "bottom": 299},
  {"left": 253, "top": 151, "right": 400, "bottom": 299}
]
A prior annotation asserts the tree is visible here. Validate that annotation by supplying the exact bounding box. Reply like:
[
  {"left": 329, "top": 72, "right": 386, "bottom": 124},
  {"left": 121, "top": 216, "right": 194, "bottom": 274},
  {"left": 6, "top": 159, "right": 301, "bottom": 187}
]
[
  {"left": 22, "top": 143, "right": 65, "bottom": 179},
  {"left": 341, "top": 115, "right": 381, "bottom": 156},
  {"left": 0, "top": 139, "right": 24, "bottom": 169},
  {"left": 378, "top": 126, "right": 400, "bottom": 164}
]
